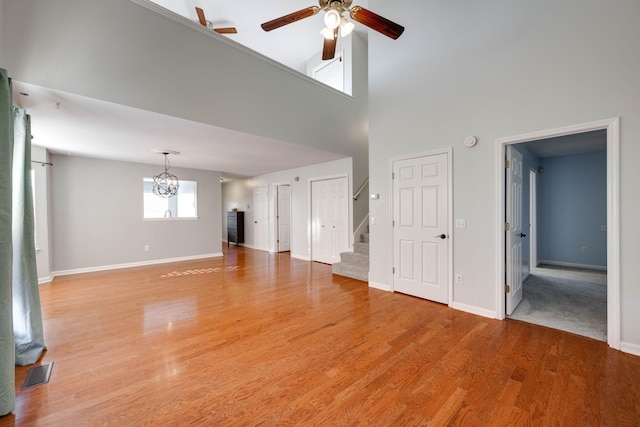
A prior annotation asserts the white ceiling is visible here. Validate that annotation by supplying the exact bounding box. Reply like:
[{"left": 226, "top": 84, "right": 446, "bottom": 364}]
[
  {"left": 13, "top": 81, "right": 344, "bottom": 179},
  {"left": 9, "top": 0, "right": 375, "bottom": 180}
]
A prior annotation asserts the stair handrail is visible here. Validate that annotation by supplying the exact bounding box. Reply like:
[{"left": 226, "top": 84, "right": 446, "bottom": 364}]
[{"left": 353, "top": 178, "right": 369, "bottom": 200}]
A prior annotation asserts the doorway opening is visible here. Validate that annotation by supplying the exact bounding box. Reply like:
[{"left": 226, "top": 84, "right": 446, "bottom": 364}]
[
  {"left": 496, "top": 118, "right": 620, "bottom": 349},
  {"left": 276, "top": 184, "right": 291, "bottom": 253}
]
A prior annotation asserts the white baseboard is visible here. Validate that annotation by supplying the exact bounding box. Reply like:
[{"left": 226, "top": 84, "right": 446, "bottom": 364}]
[
  {"left": 537, "top": 260, "right": 607, "bottom": 271},
  {"left": 621, "top": 341, "right": 640, "bottom": 357},
  {"left": 38, "top": 276, "right": 53, "bottom": 284},
  {"left": 369, "top": 280, "right": 392, "bottom": 292},
  {"left": 52, "top": 253, "right": 223, "bottom": 278},
  {"left": 291, "top": 253, "right": 311, "bottom": 261},
  {"left": 225, "top": 241, "right": 253, "bottom": 249},
  {"left": 450, "top": 302, "right": 497, "bottom": 319}
]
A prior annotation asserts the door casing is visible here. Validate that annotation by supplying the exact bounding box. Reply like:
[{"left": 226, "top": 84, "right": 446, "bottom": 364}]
[{"left": 495, "top": 117, "right": 620, "bottom": 350}]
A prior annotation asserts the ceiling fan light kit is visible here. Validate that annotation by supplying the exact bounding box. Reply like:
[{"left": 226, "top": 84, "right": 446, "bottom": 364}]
[
  {"left": 339, "top": 17, "right": 355, "bottom": 37},
  {"left": 324, "top": 9, "right": 341, "bottom": 29},
  {"left": 261, "top": 0, "right": 404, "bottom": 61}
]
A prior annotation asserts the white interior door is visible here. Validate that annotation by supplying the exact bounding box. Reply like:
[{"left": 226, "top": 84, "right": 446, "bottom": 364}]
[
  {"left": 506, "top": 146, "right": 524, "bottom": 315},
  {"left": 393, "top": 152, "right": 449, "bottom": 304},
  {"left": 277, "top": 185, "right": 291, "bottom": 252},
  {"left": 311, "top": 177, "right": 348, "bottom": 264},
  {"left": 253, "top": 186, "right": 269, "bottom": 251}
]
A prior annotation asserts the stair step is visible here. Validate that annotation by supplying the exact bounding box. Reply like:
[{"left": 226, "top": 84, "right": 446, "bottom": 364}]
[
  {"left": 332, "top": 262, "right": 368, "bottom": 282},
  {"left": 353, "top": 242, "right": 369, "bottom": 255},
  {"left": 339, "top": 251, "right": 369, "bottom": 267}
]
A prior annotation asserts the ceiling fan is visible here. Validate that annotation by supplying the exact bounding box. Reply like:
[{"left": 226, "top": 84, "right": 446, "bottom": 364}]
[
  {"left": 261, "top": 0, "right": 404, "bottom": 60},
  {"left": 195, "top": 7, "right": 237, "bottom": 34}
]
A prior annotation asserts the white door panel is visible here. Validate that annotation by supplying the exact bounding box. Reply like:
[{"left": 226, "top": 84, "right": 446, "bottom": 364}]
[
  {"left": 506, "top": 146, "right": 524, "bottom": 315},
  {"left": 253, "top": 186, "right": 269, "bottom": 251},
  {"left": 311, "top": 177, "right": 348, "bottom": 264},
  {"left": 277, "top": 185, "right": 291, "bottom": 252},
  {"left": 393, "top": 153, "right": 449, "bottom": 303}
]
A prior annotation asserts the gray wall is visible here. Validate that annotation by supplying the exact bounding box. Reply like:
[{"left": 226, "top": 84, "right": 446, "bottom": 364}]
[
  {"left": 50, "top": 155, "right": 221, "bottom": 272},
  {"left": 368, "top": 0, "right": 640, "bottom": 347}
]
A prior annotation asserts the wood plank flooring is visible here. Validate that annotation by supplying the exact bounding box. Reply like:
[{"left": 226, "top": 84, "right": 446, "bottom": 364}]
[{"left": 2, "top": 246, "right": 639, "bottom": 426}]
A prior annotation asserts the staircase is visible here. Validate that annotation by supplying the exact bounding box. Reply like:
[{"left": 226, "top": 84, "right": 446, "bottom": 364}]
[{"left": 332, "top": 227, "right": 369, "bottom": 282}]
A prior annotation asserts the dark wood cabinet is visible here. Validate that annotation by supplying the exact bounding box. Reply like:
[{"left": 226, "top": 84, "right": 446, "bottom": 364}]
[{"left": 227, "top": 211, "right": 244, "bottom": 246}]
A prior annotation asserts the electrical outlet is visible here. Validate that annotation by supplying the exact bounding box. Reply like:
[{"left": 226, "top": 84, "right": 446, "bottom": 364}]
[
  {"left": 144, "top": 245, "right": 150, "bottom": 252},
  {"left": 581, "top": 246, "right": 587, "bottom": 254},
  {"left": 601, "top": 225, "right": 607, "bottom": 232},
  {"left": 455, "top": 274, "right": 463, "bottom": 285},
  {"left": 455, "top": 219, "right": 466, "bottom": 229}
]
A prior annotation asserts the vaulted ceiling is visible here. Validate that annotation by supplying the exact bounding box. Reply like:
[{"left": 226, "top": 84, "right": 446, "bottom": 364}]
[{"left": 1, "top": 0, "right": 370, "bottom": 179}]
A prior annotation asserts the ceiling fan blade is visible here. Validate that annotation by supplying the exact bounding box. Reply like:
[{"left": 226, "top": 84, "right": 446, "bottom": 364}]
[
  {"left": 195, "top": 7, "right": 207, "bottom": 27},
  {"left": 214, "top": 27, "right": 238, "bottom": 34},
  {"left": 261, "top": 6, "right": 320, "bottom": 32},
  {"left": 350, "top": 6, "right": 405, "bottom": 40},
  {"left": 322, "top": 28, "right": 338, "bottom": 60}
]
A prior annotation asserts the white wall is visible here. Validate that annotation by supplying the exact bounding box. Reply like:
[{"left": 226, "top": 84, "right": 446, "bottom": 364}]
[
  {"left": 223, "top": 158, "right": 353, "bottom": 259},
  {"left": 368, "top": 0, "right": 640, "bottom": 349},
  {"left": 50, "top": 155, "right": 222, "bottom": 273}
]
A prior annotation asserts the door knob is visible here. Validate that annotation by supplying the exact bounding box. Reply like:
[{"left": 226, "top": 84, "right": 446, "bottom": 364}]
[
  {"left": 519, "top": 233, "right": 527, "bottom": 238},
  {"left": 435, "top": 234, "right": 447, "bottom": 239}
]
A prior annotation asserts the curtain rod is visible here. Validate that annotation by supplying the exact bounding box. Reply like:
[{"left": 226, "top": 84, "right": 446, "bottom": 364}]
[{"left": 31, "top": 160, "right": 53, "bottom": 167}]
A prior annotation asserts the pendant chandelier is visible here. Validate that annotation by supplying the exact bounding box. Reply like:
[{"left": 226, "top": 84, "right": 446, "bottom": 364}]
[{"left": 153, "top": 152, "right": 179, "bottom": 198}]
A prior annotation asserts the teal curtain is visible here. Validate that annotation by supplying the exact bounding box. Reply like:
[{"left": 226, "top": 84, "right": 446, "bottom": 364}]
[
  {"left": 0, "top": 69, "right": 15, "bottom": 416},
  {"left": 12, "top": 107, "right": 45, "bottom": 366}
]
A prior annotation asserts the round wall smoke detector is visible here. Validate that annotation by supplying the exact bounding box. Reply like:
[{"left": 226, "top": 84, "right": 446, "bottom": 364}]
[{"left": 463, "top": 136, "right": 477, "bottom": 148}]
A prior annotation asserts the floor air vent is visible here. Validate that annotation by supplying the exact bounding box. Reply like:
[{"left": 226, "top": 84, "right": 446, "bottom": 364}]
[{"left": 21, "top": 362, "right": 53, "bottom": 390}]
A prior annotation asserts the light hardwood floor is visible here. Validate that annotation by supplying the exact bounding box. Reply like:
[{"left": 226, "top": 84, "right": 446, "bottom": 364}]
[{"left": 2, "top": 246, "right": 639, "bottom": 426}]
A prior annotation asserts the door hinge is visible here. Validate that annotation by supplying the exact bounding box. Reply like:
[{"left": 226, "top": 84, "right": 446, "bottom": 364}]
[
  {"left": 505, "top": 222, "right": 510, "bottom": 231},
  {"left": 393, "top": 267, "right": 395, "bottom": 274},
  {"left": 505, "top": 284, "right": 511, "bottom": 293},
  {"left": 392, "top": 172, "right": 395, "bottom": 180},
  {"left": 392, "top": 220, "right": 395, "bottom": 227},
  {"left": 505, "top": 159, "right": 510, "bottom": 169}
]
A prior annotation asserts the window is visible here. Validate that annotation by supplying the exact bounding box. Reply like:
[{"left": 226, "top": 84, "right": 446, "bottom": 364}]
[
  {"left": 31, "top": 169, "right": 37, "bottom": 246},
  {"left": 143, "top": 178, "right": 197, "bottom": 219}
]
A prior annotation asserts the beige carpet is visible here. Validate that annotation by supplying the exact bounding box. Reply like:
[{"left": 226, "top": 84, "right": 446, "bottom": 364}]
[{"left": 508, "top": 265, "right": 607, "bottom": 341}]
